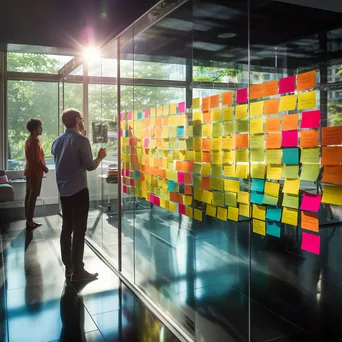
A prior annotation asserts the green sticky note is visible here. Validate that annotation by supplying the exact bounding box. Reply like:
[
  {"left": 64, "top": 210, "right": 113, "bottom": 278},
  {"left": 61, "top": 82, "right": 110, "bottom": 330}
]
[
  {"left": 251, "top": 148, "right": 264, "bottom": 162},
  {"left": 301, "top": 148, "right": 320, "bottom": 163},
  {"left": 283, "top": 164, "right": 299, "bottom": 179},
  {"left": 193, "top": 163, "right": 202, "bottom": 174},
  {"left": 236, "top": 149, "right": 248, "bottom": 162},
  {"left": 300, "top": 164, "right": 320, "bottom": 181},
  {"left": 250, "top": 134, "right": 264, "bottom": 148},
  {"left": 282, "top": 193, "right": 299, "bottom": 209},
  {"left": 186, "top": 138, "right": 193, "bottom": 150},
  {"left": 262, "top": 194, "right": 279, "bottom": 206},
  {"left": 225, "top": 191, "right": 237, "bottom": 207},
  {"left": 236, "top": 119, "right": 249, "bottom": 133},
  {"left": 193, "top": 124, "right": 202, "bottom": 137},
  {"left": 212, "top": 164, "right": 222, "bottom": 177},
  {"left": 266, "top": 149, "right": 282, "bottom": 164},
  {"left": 212, "top": 123, "right": 222, "bottom": 137},
  {"left": 223, "top": 121, "right": 234, "bottom": 135},
  {"left": 213, "top": 192, "right": 225, "bottom": 206},
  {"left": 194, "top": 176, "right": 201, "bottom": 188}
]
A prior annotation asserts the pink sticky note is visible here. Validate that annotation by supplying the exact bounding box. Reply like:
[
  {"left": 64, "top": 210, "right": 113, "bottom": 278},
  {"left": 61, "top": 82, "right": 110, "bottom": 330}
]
[
  {"left": 149, "top": 194, "right": 154, "bottom": 203},
  {"left": 130, "top": 179, "right": 134, "bottom": 186},
  {"left": 178, "top": 204, "right": 186, "bottom": 215},
  {"left": 128, "top": 112, "right": 133, "bottom": 120},
  {"left": 129, "top": 138, "right": 133, "bottom": 146},
  {"left": 130, "top": 146, "right": 134, "bottom": 154},
  {"left": 178, "top": 172, "right": 185, "bottom": 183},
  {"left": 301, "top": 232, "right": 320, "bottom": 255},
  {"left": 153, "top": 196, "right": 160, "bottom": 206},
  {"left": 178, "top": 102, "right": 185, "bottom": 113},
  {"left": 123, "top": 185, "right": 127, "bottom": 194},
  {"left": 237, "top": 88, "right": 248, "bottom": 104},
  {"left": 120, "top": 130, "right": 123, "bottom": 137},
  {"left": 144, "top": 139, "right": 149, "bottom": 148},
  {"left": 279, "top": 76, "right": 295, "bottom": 94},
  {"left": 125, "top": 170, "right": 129, "bottom": 177},
  {"left": 144, "top": 109, "right": 149, "bottom": 118},
  {"left": 300, "top": 193, "right": 322, "bottom": 213},
  {"left": 120, "top": 113, "right": 125, "bottom": 121},
  {"left": 300, "top": 110, "right": 320, "bottom": 129},
  {"left": 282, "top": 130, "right": 298, "bottom": 147}
]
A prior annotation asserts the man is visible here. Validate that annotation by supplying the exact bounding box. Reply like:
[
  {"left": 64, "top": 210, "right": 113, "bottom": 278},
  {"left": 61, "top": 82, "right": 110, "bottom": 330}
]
[{"left": 52, "top": 109, "right": 107, "bottom": 282}]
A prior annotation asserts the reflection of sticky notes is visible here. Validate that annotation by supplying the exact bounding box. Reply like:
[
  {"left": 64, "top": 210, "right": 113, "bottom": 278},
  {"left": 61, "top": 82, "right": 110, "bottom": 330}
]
[
  {"left": 266, "top": 149, "right": 282, "bottom": 164},
  {"left": 252, "top": 164, "right": 265, "bottom": 179},
  {"left": 238, "top": 191, "right": 249, "bottom": 204},
  {"left": 223, "top": 107, "right": 233, "bottom": 121},
  {"left": 251, "top": 179, "right": 265, "bottom": 192},
  {"left": 282, "top": 114, "right": 298, "bottom": 131},
  {"left": 297, "top": 70, "right": 316, "bottom": 91},
  {"left": 301, "top": 110, "right": 320, "bottom": 129},
  {"left": 266, "top": 133, "right": 281, "bottom": 149},
  {"left": 301, "top": 211, "right": 319, "bottom": 232},
  {"left": 222, "top": 91, "right": 233, "bottom": 105},
  {"left": 250, "top": 84, "right": 263, "bottom": 100},
  {"left": 213, "top": 192, "right": 225, "bottom": 206},
  {"left": 237, "top": 88, "right": 248, "bottom": 104},
  {"left": 263, "top": 194, "right": 278, "bottom": 206},
  {"left": 282, "top": 148, "right": 299, "bottom": 164},
  {"left": 267, "top": 220, "right": 281, "bottom": 238},
  {"left": 279, "top": 76, "right": 295, "bottom": 94},
  {"left": 236, "top": 119, "right": 249, "bottom": 133},
  {"left": 251, "top": 148, "right": 264, "bottom": 162},
  {"left": 266, "top": 207, "right": 282, "bottom": 222},
  {"left": 322, "top": 165, "right": 342, "bottom": 185},
  {"left": 283, "top": 178, "right": 300, "bottom": 194},
  {"left": 206, "top": 204, "right": 217, "bottom": 218},
  {"left": 178, "top": 204, "right": 186, "bottom": 215},
  {"left": 250, "top": 118, "right": 264, "bottom": 134},
  {"left": 253, "top": 204, "right": 266, "bottom": 221},
  {"left": 250, "top": 101, "right": 264, "bottom": 117},
  {"left": 236, "top": 134, "right": 249, "bottom": 148},
  {"left": 263, "top": 80, "right": 279, "bottom": 97},
  {"left": 264, "top": 98, "right": 279, "bottom": 115},
  {"left": 301, "top": 148, "right": 319, "bottom": 163},
  {"left": 301, "top": 232, "right": 320, "bottom": 255},
  {"left": 253, "top": 219, "right": 266, "bottom": 236},
  {"left": 265, "top": 117, "right": 280, "bottom": 133},
  {"left": 202, "top": 190, "right": 213, "bottom": 204},
  {"left": 177, "top": 126, "right": 185, "bottom": 137},
  {"left": 250, "top": 134, "right": 264, "bottom": 148},
  {"left": 265, "top": 181, "right": 280, "bottom": 197},
  {"left": 300, "top": 192, "right": 322, "bottom": 212},
  {"left": 322, "top": 185, "right": 342, "bottom": 206},
  {"left": 239, "top": 203, "right": 250, "bottom": 217},
  {"left": 282, "top": 130, "right": 298, "bottom": 147},
  {"left": 281, "top": 207, "right": 298, "bottom": 226},
  {"left": 322, "top": 146, "right": 342, "bottom": 165},
  {"left": 194, "top": 209, "right": 202, "bottom": 221},
  {"left": 217, "top": 207, "right": 227, "bottom": 221},
  {"left": 236, "top": 104, "right": 248, "bottom": 119},
  {"left": 251, "top": 191, "right": 264, "bottom": 205},
  {"left": 267, "top": 164, "right": 282, "bottom": 180},
  {"left": 300, "top": 164, "right": 320, "bottom": 181},
  {"left": 283, "top": 164, "right": 299, "bottom": 178},
  {"left": 282, "top": 193, "right": 299, "bottom": 209},
  {"left": 279, "top": 94, "right": 297, "bottom": 112},
  {"left": 225, "top": 191, "right": 237, "bottom": 208},
  {"left": 322, "top": 126, "right": 342, "bottom": 146},
  {"left": 298, "top": 91, "right": 316, "bottom": 111},
  {"left": 178, "top": 102, "right": 186, "bottom": 113},
  {"left": 224, "top": 180, "right": 240, "bottom": 193}
]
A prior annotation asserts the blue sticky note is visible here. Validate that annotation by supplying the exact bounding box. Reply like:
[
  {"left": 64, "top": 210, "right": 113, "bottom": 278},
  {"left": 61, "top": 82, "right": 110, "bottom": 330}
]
[
  {"left": 251, "top": 179, "right": 265, "bottom": 192},
  {"left": 266, "top": 207, "right": 282, "bottom": 222},
  {"left": 251, "top": 191, "right": 264, "bottom": 205},
  {"left": 177, "top": 126, "right": 185, "bottom": 137},
  {"left": 168, "top": 180, "right": 175, "bottom": 191},
  {"left": 267, "top": 220, "right": 281, "bottom": 238},
  {"left": 137, "top": 112, "right": 143, "bottom": 120},
  {"left": 282, "top": 148, "right": 299, "bottom": 164},
  {"left": 135, "top": 171, "right": 140, "bottom": 179}
]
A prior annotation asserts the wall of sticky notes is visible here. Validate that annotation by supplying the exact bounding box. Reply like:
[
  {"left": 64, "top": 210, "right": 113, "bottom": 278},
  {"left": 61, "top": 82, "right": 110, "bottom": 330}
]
[{"left": 120, "top": 69, "right": 342, "bottom": 255}]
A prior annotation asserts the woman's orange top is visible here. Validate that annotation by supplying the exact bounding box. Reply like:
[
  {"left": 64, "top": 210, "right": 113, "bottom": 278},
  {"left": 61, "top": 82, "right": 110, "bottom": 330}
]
[{"left": 24, "top": 136, "right": 46, "bottom": 178}]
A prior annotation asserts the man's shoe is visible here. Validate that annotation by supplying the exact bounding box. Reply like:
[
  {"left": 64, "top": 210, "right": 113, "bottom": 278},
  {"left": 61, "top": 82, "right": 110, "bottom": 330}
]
[{"left": 70, "top": 269, "right": 99, "bottom": 282}]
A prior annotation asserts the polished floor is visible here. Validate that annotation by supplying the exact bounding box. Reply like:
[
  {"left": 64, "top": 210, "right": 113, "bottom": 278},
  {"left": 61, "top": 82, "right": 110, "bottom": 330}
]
[{"left": 0, "top": 215, "right": 179, "bottom": 342}]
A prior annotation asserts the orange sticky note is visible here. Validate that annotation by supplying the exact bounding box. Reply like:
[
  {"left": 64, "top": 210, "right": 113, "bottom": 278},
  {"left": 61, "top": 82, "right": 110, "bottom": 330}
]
[
  {"left": 322, "top": 147, "right": 342, "bottom": 166},
  {"left": 202, "top": 138, "right": 212, "bottom": 150},
  {"left": 236, "top": 134, "right": 249, "bottom": 148},
  {"left": 282, "top": 114, "right": 298, "bottom": 131},
  {"left": 264, "top": 98, "right": 279, "bottom": 115},
  {"left": 321, "top": 166, "right": 342, "bottom": 184},
  {"left": 184, "top": 173, "right": 193, "bottom": 184},
  {"left": 266, "top": 133, "right": 282, "bottom": 149},
  {"left": 210, "top": 94, "right": 219, "bottom": 108},
  {"left": 300, "top": 130, "right": 319, "bottom": 148},
  {"left": 202, "top": 177, "right": 210, "bottom": 190},
  {"left": 202, "top": 111, "right": 211, "bottom": 123},
  {"left": 322, "top": 126, "right": 342, "bottom": 146},
  {"left": 301, "top": 211, "right": 319, "bottom": 232},
  {"left": 184, "top": 185, "right": 193, "bottom": 195},
  {"left": 297, "top": 70, "right": 316, "bottom": 91},
  {"left": 265, "top": 117, "right": 280, "bottom": 133},
  {"left": 202, "top": 151, "right": 211, "bottom": 163},
  {"left": 202, "top": 97, "right": 209, "bottom": 111},
  {"left": 222, "top": 91, "right": 233, "bottom": 105},
  {"left": 263, "top": 80, "right": 279, "bottom": 97},
  {"left": 250, "top": 84, "right": 263, "bottom": 100}
]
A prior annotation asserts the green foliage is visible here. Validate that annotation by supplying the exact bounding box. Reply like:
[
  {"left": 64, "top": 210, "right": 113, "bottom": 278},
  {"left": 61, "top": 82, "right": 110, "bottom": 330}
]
[{"left": 329, "top": 102, "right": 342, "bottom": 126}]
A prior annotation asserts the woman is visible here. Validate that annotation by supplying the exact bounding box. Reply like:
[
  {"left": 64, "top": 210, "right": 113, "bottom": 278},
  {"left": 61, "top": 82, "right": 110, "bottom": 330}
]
[{"left": 24, "top": 118, "right": 49, "bottom": 229}]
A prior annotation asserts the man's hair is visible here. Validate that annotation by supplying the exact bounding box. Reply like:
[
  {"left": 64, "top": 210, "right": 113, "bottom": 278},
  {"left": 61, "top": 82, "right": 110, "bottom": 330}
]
[
  {"left": 62, "top": 108, "right": 82, "bottom": 129},
  {"left": 26, "top": 118, "right": 42, "bottom": 133}
]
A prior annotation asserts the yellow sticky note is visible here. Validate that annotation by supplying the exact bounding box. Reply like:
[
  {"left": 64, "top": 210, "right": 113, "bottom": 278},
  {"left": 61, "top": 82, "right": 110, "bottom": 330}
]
[
  {"left": 213, "top": 192, "right": 225, "bottom": 206},
  {"left": 194, "top": 209, "right": 203, "bottom": 221},
  {"left": 177, "top": 115, "right": 186, "bottom": 126},
  {"left": 185, "top": 206, "right": 193, "bottom": 218},
  {"left": 222, "top": 136, "right": 234, "bottom": 150},
  {"left": 163, "top": 105, "right": 169, "bottom": 116},
  {"left": 283, "top": 178, "right": 300, "bottom": 195},
  {"left": 266, "top": 149, "right": 282, "bottom": 164},
  {"left": 201, "top": 164, "right": 211, "bottom": 176},
  {"left": 236, "top": 104, "right": 248, "bottom": 119},
  {"left": 157, "top": 106, "right": 163, "bottom": 117},
  {"left": 267, "top": 164, "right": 282, "bottom": 180},
  {"left": 322, "top": 185, "right": 342, "bottom": 206},
  {"left": 251, "top": 148, "right": 264, "bottom": 162},
  {"left": 192, "top": 111, "right": 201, "bottom": 123},
  {"left": 236, "top": 149, "right": 248, "bottom": 162},
  {"left": 250, "top": 118, "right": 264, "bottom": 134},
  {"left": 202, "top": 190, "right": 213, "bottom": 204},
  {"left": 224, "top": 164, "right": 235, "bottom": 177},
  {"left": 206, "top": 204, "right": 217, "bottom": 218},
  {"left": 264, "top": 181, "right": 280, "bottom": 197},
  {"left": 224, "top": 180, "right": 240, "bottom": 193},
  {"left": 192, "top": 98, "right": 200, "bottom": 109},
  {"left": 235, "top": 164, "right": 248, "bottom": 178},
  {"left": 212, "top": 109, "right": 221, "bottom": 122},
  {"left": 194, "top": 188, "right": 203, "bottom": 201},
  {"left": 210, "top": 177, "right": 224, "bottom": 190},
  {"left": 240, "top": 203, "right": 250, "bottom": 217},
  {"left": 238, "top": 191, "right": 250, "bottom": 204},
  {"left": 169, "top": 116, "right": 177, "bottom": 126},
  {"left": 236, "top": 119, "right": 248, "bottom": 133},
  {"left": 250, "top": 134, "right": 264, "bottom": 148},
  {"left": 228, "top": 207, "right": 239, "bottom": 221},
  {"left": 281, "top": 207, "right": 298, "bottom": 226},
  {"left": 170, "top": 104, "right": 177, "bottom": 115},
  {"left": 212, "top": 137, "right": 222, "bottom": 150},
  {"left": 252, "top": 204, "right": 266, "bottom": 221},
  {"left": 212, "top": 151, "right": 222, "bottom": 164},
  {"left": 252, "top": 164, "right": 265, "bottom": 179},
  {"left": 223, "top": 107, "right": 233, "bottom": 121},
  {"left": 202, "top": 124, "right": 211, "bottom": 136},
  {"left": 225, "top": 191, "right": 237, "bottom": 207},
  {"left": 279, "top": 94, "right": 297, "bottom": 112},
  {"left": 298, "top": 91, "right": 317, "bottom": 110},
  {"left": 223, "top": 150, "right": 235, "bottom": 164},
  {"left": 184, "top": 195, "right": 192, "bottom": 206},
  {"left": 250, "top": 101, "right": 264, "bottom": 117},
  {"left": 169, "top": 202, "right": 176, "bottom": 213},
  {"left": 217, "top": 207, "right": 227, "bottom": 221},
  {"left": 195, "top": 152, "right": 202, "bottom": 162},
  {"left": 223, "top": 121, "right": 234, "bottom": 135},
  {"left": 253, "top": 219, "right": 266, "bottom": 236}
]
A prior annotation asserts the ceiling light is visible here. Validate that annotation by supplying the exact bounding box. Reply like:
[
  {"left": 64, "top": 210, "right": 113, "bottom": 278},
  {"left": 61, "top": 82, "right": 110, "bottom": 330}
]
[{"left": 218, "top": 33, "right": 236, "bottom": 39}]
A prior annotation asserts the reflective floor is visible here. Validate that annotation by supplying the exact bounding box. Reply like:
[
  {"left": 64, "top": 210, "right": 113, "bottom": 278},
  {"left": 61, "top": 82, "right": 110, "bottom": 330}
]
[{"left": 0, "top": 215, "right": 179, "bottom": 342}]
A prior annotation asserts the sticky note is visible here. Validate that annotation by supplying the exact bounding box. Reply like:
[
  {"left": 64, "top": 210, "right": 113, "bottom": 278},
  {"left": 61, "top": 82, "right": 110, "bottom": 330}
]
[
  {"left": 297, "top": 70, "right": 316, "bottom": 91},
  {"left": 235, "top": 164, "right": 248, "bottom": 178},
  {"left": 212, "top": 123, "right": 222, "bottom": 137},
  {"left": 322, "top": 166, "right": 342, "bottom": 185},
  {"left": 236, "top": 149, "right": 248, "bottom": 162},
  {"left": 253, "top": 219, "right": 266, "bottom": 236},
  {"left": 236, "top": 134, "right": 249, "bottom": 148},
  {"left": 266, "top": 133, "right": 281, "bottom": 149},
  {"left": 202, "top": 190, "right": 213, "bottom": 204},
  {"left": 264, "top": 98, "right": 279, "bottom": 115},
  {"left": 238, "top": 191, "right": 249, "bottom": 204},
  {"left": 223, "top": 121, "right": 234, "bottom": 135},
  {"left": 282, "top": 193, "right": 299, "bottom": 209},
  {"left": 202, "top": 111, "right": 211, "bottom": 123},
  {"left": 225, "top": 191, "right": 237, "bottom": 207},
  {"left": 192, "top": 98, "right": 200, "bottom": 109},
  {"left": 201, "top": 164, "right": 211, "bottom": 176},
  {"left": 210, "top": 177, "right": 224, "bottom": 190},
  {"left": 281, "top": 207, "right": 298, "bottom": 226},
  {"left": 322, "top": 185, "right": 342, "bottom": 206},
  {"left": 298, "top": 91, "right": 316, "bottom": 111},
  {"left": 236, "top": 104, "right": 248, "bottom": 119},
  {"left": 300, "top": 130, "right": 319, "bottom": 148},
  {"left": 251, "top": 148, "right": 264, "bottom": 162},
  {"left": 194, "top": 209, "right": 202, "bottom": 221},
  {"left": 300, "top": 110, "right": 320, "bottom": 129},
  {"left": 222, "top": 136, "right": 234, "bottom": 150},
  {"left": 322, "top": 126, "right": 342, "bottom": 146},
  {"left": 178, "top": 172, "right": 185, "bottom": 183},
  {"left": 253, "top": 204, "right": 266, "bottom": 221},
  {"left": 322, "top": 146, "right": 342, "bottom": 165},
  {"left": 177, "top": 126, "right": 185, "bottom": 137},
  {"left": 178, "top": 204, "right": 186, "bottom": 215},
  {"left": 250, "top": 118, "right": 264, "bottom": 134},
  {"left": 267, "top": 164, "right": 282, "bottom": 180},
  {"left": 300, "top": 193, "right": 322, "bottom": 212},
  {"left": 282, "top": 114, "right": 298, "bottom": 131},
  {"left": 252, "top": 164, "right": 266, "bottom": 179},
  {"left": 251, "top": 191, "right": 264, "bottom": 205},
  {"left": 262, "top": 195, "right": 278, "bottom": 206},
  {"left": 222, "top": 107, "right": 233, "bottom": 121},
  {"left": 239, "top": 203, "right": 250, "bottom": 217},
  {"left": 194, "top": 188, "right": 203, "bottom": 201},
  {"left": 236, "top": 119, "right": 249, "bottom": 133},
  {"left": 265, "top": 117, "right": 280, "bottom": 133},
  {"left": 250, "top": 101, "right": 264, "bottom": 117},
  {"left": 266, "top": 207, "right": 282, "bottom": 222},
  {"left": 283, "top": 178, "right": 300, "bottom": 194},
  {"left": 279, "top": 95, "right": 297, "bottom": 112},
  {"left": 228, "top": 207, "right": 239, "bottom": 222},
  {"left": 283, "top": 165, "right": 299, "bottom": 179},
  {"left": 213, "top": 192, "right": 225, "bottom": 206},
  {"left": 237, "top": 88, "right": 248, "bottom": 104},
  {"left": 282, "top": 148, "right": 299, "bottom": 165},
  {"left": 202, "top": 176, "right": 211, "bottom": 190},
  {"left": 250, "top": 134, "right": 264, "bottom": 148},
  {"left": 224, "top": 164, "right": 235, "bottom": 177},
  {"left": 183, "top": 195, "right": 192, "bottom": 206},
  {"left": 223, "top": 150, "right": 235, "bottom": 164},
  {"left": 301, "top": 148, "right": 319, "bottom": 163},
  {"left": 301, "top": 232, "right": 320, "bottom": 255},
  {"left": 300, "top": 164, "right": 320, "bottom": 181},
  {"left": 202, "top": 124, "right": 212, "bottom": 137},
  {"left": 210, "top": 94, "right": 219, "bottom": 108},
  {"left": 279, "top": 76, "right": 295, "bottom": 94},
  {"left": 178, "top": 102, "right": 186, "bottom": 113},
  {"left": 301, "top": 211, "right": 319, "bottom": 233},
  {"left": 212, "top": 109, "right": 221, "bottom": 122},
  {"left": 250, "top": 84, "right": 263, "bottom": 100},
  {"left": 266, "top": 149, "right": 282, "bottom": 164},
  {"left": 206, "top": 204, "right": 217, "bottom": 218},
  {"left": 222, "top": 91, "right": 233, "bottom": 105},
  {"left": 251, "top": 179, "right": 265, "bottom": 192},
  {"left": 263, "top": 80, "right": 279, "bottom": 97},
  {"left": 217, "top": 207, "right": 227, "bottom": 221},
  {"left": 265, "top": 181, "right": 280, "bottom": 197},
  {"left": 267, "top": 220, "right": 281, "bottom": 238},
  {"left": 168, "top": 180, "right": 175, "bottom": 191},
  {"left": 224, "top": 180, "right": 240, "bottom": 193},
  {"left": 282, "top": 130, "right": 298, "bottom": 147}
]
